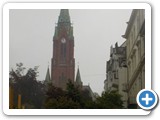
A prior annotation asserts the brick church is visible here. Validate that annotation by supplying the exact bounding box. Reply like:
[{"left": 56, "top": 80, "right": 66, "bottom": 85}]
[
  {"left": 44, "top": 9, "right": 95, "bottom": 100},
  {"left": 51, "top": 9, "right": 75, "bottom": 90}
]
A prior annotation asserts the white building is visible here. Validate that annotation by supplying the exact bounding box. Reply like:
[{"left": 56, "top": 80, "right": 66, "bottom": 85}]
[
  {"left": 123, "top": 9, "right": 145, "bottom": 108},
  {"left": 104, "top": 42, "right": 128, "bottom": 108}
]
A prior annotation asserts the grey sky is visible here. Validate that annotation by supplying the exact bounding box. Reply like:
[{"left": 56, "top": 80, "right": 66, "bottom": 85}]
[{"left": 9, "top": 9, "right": 132, "bottom": 95}]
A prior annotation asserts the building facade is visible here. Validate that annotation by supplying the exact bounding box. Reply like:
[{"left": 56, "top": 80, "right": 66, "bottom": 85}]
[
  {"left": 51, "top": 9, "right": 75, "bottom": 90},
  {"left": 104, "top": 42, "right": 128, "bottom": 108},
  {"left": 123, "top": 9, "right": 145, "bottom": 108}
]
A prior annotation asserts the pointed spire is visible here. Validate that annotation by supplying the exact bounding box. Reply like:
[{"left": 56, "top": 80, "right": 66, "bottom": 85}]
[
  {"left": 76, "top": 66, "right": 83, "bottom": 86},
  {"left": 58, "top": 9, "right": 70, "bottom": 23},
  {"left": 44, "top": 66, "right": 51, "bottom": 85}
]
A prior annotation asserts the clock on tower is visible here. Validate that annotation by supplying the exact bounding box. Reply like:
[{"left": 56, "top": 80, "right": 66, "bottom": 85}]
[
  {"left": 61, "top": 38, "right": 66, "bottom": 43},
  {"left": 51, "top": 9, "right": 75, "bottom": 90}
]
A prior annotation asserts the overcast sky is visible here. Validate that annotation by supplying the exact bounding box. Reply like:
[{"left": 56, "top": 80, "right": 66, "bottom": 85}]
[{"left": 9, "top": 9, "right": 132, "bottom": 95}]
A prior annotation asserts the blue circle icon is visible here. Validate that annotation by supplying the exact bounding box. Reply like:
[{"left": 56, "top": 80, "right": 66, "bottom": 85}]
[{"left": 137, "top": 89, "right": 158, "bottom": 110}]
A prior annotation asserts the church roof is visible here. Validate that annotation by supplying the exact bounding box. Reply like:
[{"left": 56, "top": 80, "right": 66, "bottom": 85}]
[
  {"left": 58, "top": 9, "right": 70, "bottom": 23},
  {"left": 45, "top": 67, "right": 51, "bottom": 84},
  {"left": 82, "top": 85, "right": 96, "bottom": 101},
  {"left": 75, "top": 67, "right": 82, "bottom": 85}
]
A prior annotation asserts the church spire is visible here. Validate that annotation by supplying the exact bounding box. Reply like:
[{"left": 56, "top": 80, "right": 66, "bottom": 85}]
[
  {"left": 44, "top": 66, "right": 51, "bottom": 85},
  {"left": 51, "top": 9, "right": 75, "bottom": 89},
  {"left": 58, "top": 9, "right": 70, "bottom": 23},
  {"left": 75, "top": 66, "right": 83, "bottom": 87}
]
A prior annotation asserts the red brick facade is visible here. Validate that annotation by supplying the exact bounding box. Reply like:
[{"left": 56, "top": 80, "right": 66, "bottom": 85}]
[{"left": 51, "top": 9, "right": 75, "bottom": 90}]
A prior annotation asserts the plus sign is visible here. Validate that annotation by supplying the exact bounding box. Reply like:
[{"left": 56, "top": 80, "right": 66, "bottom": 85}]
[
  {"left": 137, "top": 89, "right": 158, "bottom": 110},
  {"left": 142, "top": 93, "right": 153, "bottom": 105}
]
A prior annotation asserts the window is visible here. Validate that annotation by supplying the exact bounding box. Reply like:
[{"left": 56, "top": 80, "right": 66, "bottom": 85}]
[
  {"left": 114, "top": 70, "right": 118, "bottom": 79},
  {"left": 61, "top": 43, "right": 66, "bottom": 63}
]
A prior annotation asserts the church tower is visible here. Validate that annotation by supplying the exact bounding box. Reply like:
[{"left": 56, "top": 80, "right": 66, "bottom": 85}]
[{"left": 51, "top": 9, "right": 75, "bottom": 90}]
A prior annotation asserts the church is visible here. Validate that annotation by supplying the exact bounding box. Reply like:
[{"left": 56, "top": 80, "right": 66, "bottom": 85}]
[
  {"left": 44, "top": 9, "right": 95, "bottom": 100},
  {"left": 51, "top": 9, "right": 75, "bottom": 90}
]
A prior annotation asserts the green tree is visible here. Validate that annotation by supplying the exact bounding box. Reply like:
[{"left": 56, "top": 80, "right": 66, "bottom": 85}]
[
  {"left": 66, "top": 80, "right": 81, "bottom": 103},
  {"left": 44, "top": 80, "right": 96, "bottom": 109},
  {"left": 9, "top": 63, "right": 45, "bottom": 109},
  {"left": 80, "top": 89, "right": 96, "bottom": 109},
  {"left": 45, "top": 84, "right": 66, "bottom": 100},
  {"left": 96, "top": 91, "right": 123, "bottom": 109},
  {"left": 44, "top": 96, "right": 80, "bottom": 109},
  {"left": 44, "top": 83, "right": 81, "bottom": 109}
]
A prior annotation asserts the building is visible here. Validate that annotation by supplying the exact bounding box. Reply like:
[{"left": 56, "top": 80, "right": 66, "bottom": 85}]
[
  {"left": 44, "top": 66, "right": 51, "bottom": 86},
  {"left": 104, "top": 42, "right": 128, "bottom": 108},
  {"left": 51, "top": 9, "right": 75, "bottom": 90},
  {"left": 122, "top": 9, "right": 145, "bottom": 108},
  {"left": 50, "top": 9, "right": 95, "bottom": 101},
  {"left": 75, "top": 66, "right": 83, "bottom": 88},
  {"left": 75, "top": 67, "right": 96, "bottom": 101}
]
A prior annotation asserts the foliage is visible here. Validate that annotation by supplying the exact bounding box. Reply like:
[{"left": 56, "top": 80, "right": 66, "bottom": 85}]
[
  {"left": 44, "top": 97, "right": 81, "bottom": 109},
  {"left": 45, "top": 84, "right": 66, "bottom": 100},
  {"left": 80, "top": 89, "right": 96, "bottom": 109},
  {"left": 44, "top": 82, "right": 81, "bottom": 109},
  {"left": 10, "top": 63, "right": 124, "bottom": 109},
  {"left": 96, "top": 91, "right": 124, "bottom": 109},
  {"left": 9, "top": 63, "right": 45, "bottom": 109},
  {"left": 44, "top": 81, "right": 124, "bottom": 109},
  {"left": 44, "top": 80, "right": 94, "bottom": 109},
  {"left": 66, "top": 80, "right": 81, "bottom": 103}
]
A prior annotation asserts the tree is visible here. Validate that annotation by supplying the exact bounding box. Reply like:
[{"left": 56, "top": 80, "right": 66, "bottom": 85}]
[
  {"left": 80, "top": 89, "right": 96, "bottom": 109},
  {"left": 44, "top": 83, "right": 81, "bottom": 109},
  {"left": 44, "top": 96, "right": 80, "bottom": 109},
  {"left": 96, "top": 91, "right": 124, "bottom": 109},
  {"left": 45, "top": 84, "right": 66, "bottom": 101},
  {"left": 44, "top": 80, "right": 98, "bottom": 109},
  {"left": 66, "top": 80, "right": 81, "bottom": 103},
  {"left": 9, "top": 63, "right": 45, "bottom": 109}
]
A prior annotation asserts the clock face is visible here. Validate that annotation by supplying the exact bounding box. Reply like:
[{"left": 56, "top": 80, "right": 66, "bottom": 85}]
[{"left": 61, "top": 38, "right": 66, "bottom": 43}]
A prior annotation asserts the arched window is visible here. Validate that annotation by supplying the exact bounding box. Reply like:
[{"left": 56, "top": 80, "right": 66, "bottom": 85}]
[{"left": 61, "top": 43, "right": 66, "bottom": 63}]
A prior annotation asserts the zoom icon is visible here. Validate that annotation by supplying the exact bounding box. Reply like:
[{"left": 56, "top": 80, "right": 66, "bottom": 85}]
[{"left": 137, "top": 89, "right": 158, "bottom": 110}]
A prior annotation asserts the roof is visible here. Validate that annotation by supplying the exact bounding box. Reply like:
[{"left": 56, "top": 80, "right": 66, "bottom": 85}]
[
  {"left": 82, "top": 85, "right": 96, "bottom": 101},
  {"left": 44, "top": 67, "right": 51, "bottom": 84},
  {"left": 75, "top": 67, "right": 82, "bottom": 85},
  {"left": 58, "top": 9, "right": 70, "bottom": 23}
]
